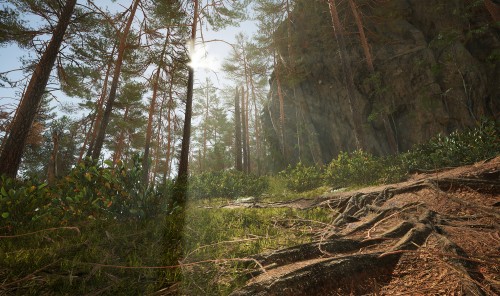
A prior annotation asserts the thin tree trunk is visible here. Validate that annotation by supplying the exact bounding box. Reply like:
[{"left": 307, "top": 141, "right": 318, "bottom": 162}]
[
  {"left": 112, "top": 105, "right": 130, "bottom": 165},
  {"left": 47, "top": 130, "right": 60, "bottom": 185},
  {"left": 77, "top": 116, "right": 92, "bottom": 162},
  {"left": 348, "top": 0, "right": 374, "bottom": 72},
  {"left": 91, "top": 0, "right": 140, "bottom": 160},
  {"left": 175, "top": 0, "right": 199, "bottom": 206},
  {"left": 249, "top": 67, "right": 261, "bottom": 175},
  {"left": 327, "top": 0, "right": 363, "bottom": 150},
  {"left": 142, "top": 30, "right": 170, "bottom": 184},
  {"left": 274, "top": 53, "right": 287, "bottom": 161},
  {"left": 234, "top": 87, "right": 243, "bottom": 171},
  {"left": 153, "top": 90, "right": 167, "bottom": 182},
  {"left": 242, "top": 52, "right": 252, "bottom": 174},
  {"left": 84, "top": 44, "right": 116, "bottom": 160},
  {"left": 0, "top": 0, "right": 76, "bottom": 178},
  {"left": 240, "top": 86, "right": 249, "bottom": 173},
  {"left": 202, "top": 82, "right": 209, "bottom": 170}
]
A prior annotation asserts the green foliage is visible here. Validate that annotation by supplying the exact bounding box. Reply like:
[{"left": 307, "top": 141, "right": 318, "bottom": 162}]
[
  {"left": 323, "top": 150, "right": 384, "bottom": 188},
  {"left": 189, "top": 170, "right": 269, "bottom": 199},
  {"left": 402, "top": 119, "right": 500, "bottom": 171},
  {"left": 279, "top": 162, "right": 323, "bottom": 192},
  {"left": 0, "top": 176, "right": 50, "bottom": 226},
  {"left": 1, "top": 156, "right": 171, "bottom": 227}
]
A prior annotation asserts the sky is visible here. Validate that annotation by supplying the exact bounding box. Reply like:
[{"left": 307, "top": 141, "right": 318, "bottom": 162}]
[{"left": 0, "top": 1, "right": 258, "bottom": 118}]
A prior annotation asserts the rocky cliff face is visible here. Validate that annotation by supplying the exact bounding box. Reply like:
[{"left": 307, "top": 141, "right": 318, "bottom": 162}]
[{"left": 263, "top": 0, "right": 499, "bottom": 169}]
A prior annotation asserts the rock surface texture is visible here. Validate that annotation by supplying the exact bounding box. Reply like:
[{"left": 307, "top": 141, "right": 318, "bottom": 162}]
[
  {"left": 230, "top": 157, "right": 500, "bottom": 295},
  {"left": 263, "top": 0, "right": 500, "bottom": 169}
]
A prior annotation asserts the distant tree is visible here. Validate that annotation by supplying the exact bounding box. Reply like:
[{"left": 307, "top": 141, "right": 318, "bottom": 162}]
[
  {"left": 0, "top": 0, "right": 77, "bottom": 178},
  {"left": 234, "top": 87, "right": 243, "bottom": 171}
]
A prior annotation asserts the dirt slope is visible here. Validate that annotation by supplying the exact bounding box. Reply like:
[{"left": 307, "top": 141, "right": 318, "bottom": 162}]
[{"left": 230, "top": 157, "right": 500, "bottom": 295}]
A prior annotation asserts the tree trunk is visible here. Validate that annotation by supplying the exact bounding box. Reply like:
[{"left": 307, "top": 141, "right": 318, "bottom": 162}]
[
  {"left": 327, "top": 0, "right": 363, "bottom": 150},
  {"left": 0, "top": 0, "right": 77, "bottom": 178},
  {"left": 142, "top": 33, "right": 169, "bottom": 184},
  {"left": 484, "top": 0, "right": 500, "bottom": 22},
  {"left": 175, "top": 0, "right": 199, "bottom": 206},
  {"left": 112, "top": 105, "right": 130, "bottom": 165},
  {"left": 241, "top": 86, "right": 249, "bottom": 174},
  {"left": 348, "top": 0, "right": 374, "bottom": 72},
  {"left": 249, "top": 67, "right": 261, "bottom": 175},
  {"left": 274, "top": 54, "right": 287, "bottom": 161},
  {"left": 234, "top": 87, "right": 243, "bottom": 171},
  {"left": 91, "top": 0, "right": 140, "bottom": 161},
  {"left": 202, "top": 82, "right": 209, "bottom": 171},
  {"left": 83, "top": 44, "right": 116, "bottom": 161},
  {"left": 47, "top": 130, "right": 60, "bottom": 185}
]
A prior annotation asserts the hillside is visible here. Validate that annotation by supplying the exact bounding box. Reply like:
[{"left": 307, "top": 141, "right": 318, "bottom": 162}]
[{"left": 230, "top": 157, "right": 500, "bottom": 295}]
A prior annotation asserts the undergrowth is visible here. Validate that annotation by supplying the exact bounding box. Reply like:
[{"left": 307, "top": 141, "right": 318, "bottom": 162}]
[{"left": 0, "top": 119, "right": 498, "bottom": 294}]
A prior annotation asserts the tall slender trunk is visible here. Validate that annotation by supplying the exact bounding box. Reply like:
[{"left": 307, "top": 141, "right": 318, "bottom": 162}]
[
  {"left": 348, "top": 0, "right": 374, "bottom": 72},
  {"left": 112, "top": 105, "right": 130, "bottom": 165},
  {"left": 142, "top": 30, "right": 170, "bottom": 184},
  {"left": 153, "top": 91, "right": 167, "bottom": 182},
  {"left": 91, "top": 0, "right": 140, "bottom": 160},
  {"left": 0, "top": 0, "right": 77, "bottom": 178},
  {"left": 175, "top": 0, "right": 199, "bottom": 206},
  {"left": 47, "top": 130, "right": 60, "bottom": 185},
  {"left": 327, "top": 0, "right": 363, "bottom": 150},
  {"left": 242, "top": 52, "right": 251, "bottom": 174},
  {"left": 77, "top": 116, "right": 92, "bottom": 162},
  {"left": 240, "top": 86, "right": 249, "bottom": 173},
  {"left": 249, "top": 67, "right": 261, "bottom": 175},
  {"left": 202, "top": 82, "right": 209, "bottom": 170},
  {"left": 234, "top": 87, "right": 243, "bottom": 171},
  {"left": 273, "top": 53, "right": 287, "bottom": 161},
  {"left": 83, "top": 44, "right": 116, "bottom": 161}
]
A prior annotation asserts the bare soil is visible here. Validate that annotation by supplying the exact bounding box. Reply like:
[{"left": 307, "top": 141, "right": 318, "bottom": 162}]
[{"left": 230, "top": 157, "right": 500, "bottom": 295}]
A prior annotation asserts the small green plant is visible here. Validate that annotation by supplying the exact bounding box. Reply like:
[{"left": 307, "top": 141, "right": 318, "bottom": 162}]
[
  {"left": 189, "top": 170, "right": 269, "bottom": 199},
  {"left": 279, "top": 162, "right": 323, "bottom": 192},
  {"left": 323, "top": 150, "right": 384, "bottom": 188},
  {"left": 402, "top": 119, "right": 499, "bottom": 170}
]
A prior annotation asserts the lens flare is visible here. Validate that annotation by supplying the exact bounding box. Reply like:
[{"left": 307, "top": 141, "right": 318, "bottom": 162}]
[{"left": 186, "top": 39, "right": 220, "bottom": 71}]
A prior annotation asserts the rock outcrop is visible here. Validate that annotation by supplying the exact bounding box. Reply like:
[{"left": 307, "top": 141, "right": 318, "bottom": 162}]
[{"left": 263, "top": 0, "right": 500, "bottom": 169}]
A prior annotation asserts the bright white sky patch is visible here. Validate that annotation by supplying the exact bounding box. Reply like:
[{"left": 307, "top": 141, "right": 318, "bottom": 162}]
[{"left": 187, "top": 40, "right": 221, "bottom": 72}]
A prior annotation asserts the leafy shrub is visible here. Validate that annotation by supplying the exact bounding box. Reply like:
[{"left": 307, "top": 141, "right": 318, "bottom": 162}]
[
  {"left": 402, "top": 119, "right": 499, "bottom": 171},
  {"left": 0, "top": 176, "right": 51, "bottom": 226},
  {"left": 53, "top": 156, "right": 170, "bottom": 221},
  {"left": 189, "top": 170, "right": 268, "bottom": 199},
  {"left": 323, "top": 150, "right": 384, "bottom": 188},
  {"left": 279, "top": 162, "right": 323, "bottom": 192}
]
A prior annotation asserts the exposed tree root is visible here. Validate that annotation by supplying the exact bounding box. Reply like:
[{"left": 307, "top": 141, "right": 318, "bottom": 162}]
[{"left": 231, "top": 163, "right": 500, "bottom": 295}]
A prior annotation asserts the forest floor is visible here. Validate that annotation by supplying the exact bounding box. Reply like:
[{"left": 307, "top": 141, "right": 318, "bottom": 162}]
[{"left": 228, "top": 157, "right": 500, "bottom": 295}]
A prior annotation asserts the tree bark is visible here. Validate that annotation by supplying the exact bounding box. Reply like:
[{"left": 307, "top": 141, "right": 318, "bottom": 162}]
[
  {"left": 241, "top": 86, "right": 249, "bottom": 174},
  {"left": 348, "top": 0, "right": 374, "bottom": 72},
  {"left": 84, "top": 44, "right": 116, "bottom": 160},
  {"left": 327, "top": 0, "right": 363, "bottom": 150},
  {"left": 0, "top": 0, "right": 77, "bottom": 178},
  {"left": 142, "top": 31, "right": 169, "bottom": 185},
  {"left": 91, "top": 0, "right": 140, "bottom": 161},
  {"left": 234, "top": 87, "right": 243, "bottom": 171},
  {"left": 175, "top": 0, "right": 199, "bottom": 206}
]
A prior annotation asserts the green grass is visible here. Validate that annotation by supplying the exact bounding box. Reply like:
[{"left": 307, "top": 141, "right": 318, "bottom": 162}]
[{"left": 0, "top": 198, "right": 332, "bottom": 295}]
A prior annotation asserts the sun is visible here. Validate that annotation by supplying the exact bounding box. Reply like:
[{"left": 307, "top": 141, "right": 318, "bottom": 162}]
[{"left": 187, "top": 39, "right": 220, "bottom": 71}]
